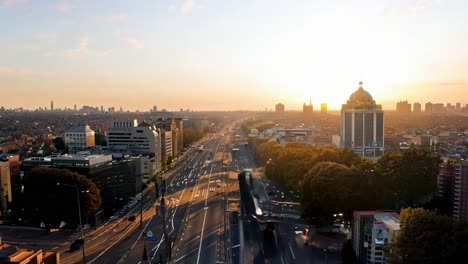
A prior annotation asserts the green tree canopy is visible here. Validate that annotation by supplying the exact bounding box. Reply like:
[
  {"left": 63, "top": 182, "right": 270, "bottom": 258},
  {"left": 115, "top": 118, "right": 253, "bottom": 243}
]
[
  {"left": 376, "top": 147, "right": 440, "bottom": 208},
  {"left": 52, "top": 137, "right": 66, "bottom": 153},
  {"left": 388, "top": 208, "right": 468, "bottom": 264},
  {"left": 301, "top": 162, "right": 355, "bottom": 223},
  {"left": 23, "top": 167, "right": 101, "bottom": 226}
]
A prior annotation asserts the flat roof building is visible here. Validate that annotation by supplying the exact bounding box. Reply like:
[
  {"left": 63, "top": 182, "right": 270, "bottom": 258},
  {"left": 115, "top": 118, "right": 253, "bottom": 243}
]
[{"left": 353, "top": 211, "right": 400, "bottom": 264}]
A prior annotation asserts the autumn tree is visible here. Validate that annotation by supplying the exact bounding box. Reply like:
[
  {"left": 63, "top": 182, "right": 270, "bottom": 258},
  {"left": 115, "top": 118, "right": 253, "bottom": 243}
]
[
  {"left": 23, "top": 167, "right": 101, "bottom": 227},
  {"left": 183, "top": 127, "right": 203, "bottom": 147}
]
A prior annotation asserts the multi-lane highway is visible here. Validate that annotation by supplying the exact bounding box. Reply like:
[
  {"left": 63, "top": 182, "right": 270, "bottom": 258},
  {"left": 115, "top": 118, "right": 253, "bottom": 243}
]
[
  {"left": 53, "top": 123, "right": 236, "bottom": 264},
  {"left": 170, "top": 133, "right": 229, "bottom": 264},
  {"left": 3, "top": 121, "right": 334, "bottom": 264}
]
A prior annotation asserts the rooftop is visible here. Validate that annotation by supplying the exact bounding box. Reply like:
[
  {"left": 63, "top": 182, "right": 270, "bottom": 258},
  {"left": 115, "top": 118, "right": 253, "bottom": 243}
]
[
  {"left": 374, "top": 212, "right": 400, "bottom": 231},
  {"left": 24, "top": 154, "right": 112, "bottom": 162},
  {"left": 66, "top": 125, "right": 94, "bottom": 133}
]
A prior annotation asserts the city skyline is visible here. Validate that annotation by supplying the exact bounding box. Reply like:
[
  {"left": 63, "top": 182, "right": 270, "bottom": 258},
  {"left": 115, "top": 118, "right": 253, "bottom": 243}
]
[{"left": 1, "top": 0, "right": 468, "bottom": 111}]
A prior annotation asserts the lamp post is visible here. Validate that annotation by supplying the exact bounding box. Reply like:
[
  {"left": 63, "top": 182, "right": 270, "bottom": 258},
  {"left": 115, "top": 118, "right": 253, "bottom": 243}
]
[{"left": 57, "top": 183, "right": 86, "bottom": 264}]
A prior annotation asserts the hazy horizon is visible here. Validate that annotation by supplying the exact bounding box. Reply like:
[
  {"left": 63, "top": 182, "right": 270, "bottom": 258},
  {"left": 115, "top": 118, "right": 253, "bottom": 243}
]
[{"left": 1, "top": 0, "right": 468, "bottom": 111}]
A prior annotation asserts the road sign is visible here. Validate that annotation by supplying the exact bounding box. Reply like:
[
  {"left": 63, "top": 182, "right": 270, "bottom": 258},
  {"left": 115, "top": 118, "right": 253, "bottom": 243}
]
[
  {"left": 147, "top": 230, "right": 153, "bottom": 237},
  {"left": 146, "top": 230, "right": 156, "bottom": 241}
]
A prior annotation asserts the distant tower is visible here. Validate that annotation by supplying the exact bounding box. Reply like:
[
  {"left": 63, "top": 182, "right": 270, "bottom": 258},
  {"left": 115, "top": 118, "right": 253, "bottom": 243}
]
[
  {"left": 275, "top": 103, "right": 285, "bottom": 113},
  {"left": 340, "top": 82, "right": 384, "bottom": 158},
  {"left": 413, "top": 103, "right": 421, "bottom": 113},
  {"left": 425, "top": 102, "right": 433, "bottom": 113},
  {"left": 396, "top": 100, "right": 411, "bottom": 113},
  {"left": 51, "top": 100, "right": 54, "bottom": 111},
  {"left": 74, "top": 104, "right": 77, "bottom": 111},
  {"left": 303, "top": 99, "right": 313, "bottom": 114},
  {"left": 321, "top": 103, "right": 327, "bottom": 114}
]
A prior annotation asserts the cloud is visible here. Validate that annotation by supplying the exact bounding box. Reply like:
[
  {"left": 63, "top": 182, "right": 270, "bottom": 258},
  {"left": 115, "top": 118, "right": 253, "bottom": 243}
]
[
  {"left": 0, "top": 66, "right": 35, "bottom": 75},
  {"left": 56, "top": 2, "right": 73, "bottom": 13},
  {"left": 114, "top": 31, "right": 143, "bottom": 49},
  {"left": 2, "top": 0, "right": 26, "bottom": 7},
  {"left": 96, "top": 13, "right": 128, "bottom": 22},
  {"left": 35, "top": 32, "right": 57, "bottom": 41},
  {"left": 383, "top": 0, "right": 440, "bottom": 16},
  {"left": 169, "top": 0, "right": 194, "bottom": 14},
  {"left": 46, "top": 37, "right": 112, "bottom": 57}
]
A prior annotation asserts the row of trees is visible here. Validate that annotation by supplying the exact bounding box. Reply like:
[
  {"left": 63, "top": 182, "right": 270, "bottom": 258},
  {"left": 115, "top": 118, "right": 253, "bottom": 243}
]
[
  {"left": 251, "top": 138, "right": 441, "bottom": 223},
  {"left": 183, "top": 127, "right": 203, "bottom": 148}
]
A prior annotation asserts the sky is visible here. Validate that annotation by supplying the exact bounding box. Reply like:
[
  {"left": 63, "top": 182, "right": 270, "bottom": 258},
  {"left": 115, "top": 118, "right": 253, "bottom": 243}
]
[{"left": 1, "top": 0, "right": 468, "bottom": 111}]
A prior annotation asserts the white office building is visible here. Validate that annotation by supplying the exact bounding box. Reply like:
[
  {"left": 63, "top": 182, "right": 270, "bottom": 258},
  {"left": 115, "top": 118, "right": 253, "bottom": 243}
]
[
  {"left": 108, "top": 119, "right": 161, "bottom": 155},
  {"left": 64, "top": 125, "right": 96, "bottom": 154},
  {"left": 353, "top": 211, "right": 400, "bottom": 264}
]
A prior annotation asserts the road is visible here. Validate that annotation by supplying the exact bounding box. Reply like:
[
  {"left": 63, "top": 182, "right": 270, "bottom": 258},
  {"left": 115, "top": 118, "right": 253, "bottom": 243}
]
[
  {"left": 3, "top": 121, "right": 340, "bottom": 264},
  {"left": 170, "top": 129, "right": 233, "bottom": 263}
]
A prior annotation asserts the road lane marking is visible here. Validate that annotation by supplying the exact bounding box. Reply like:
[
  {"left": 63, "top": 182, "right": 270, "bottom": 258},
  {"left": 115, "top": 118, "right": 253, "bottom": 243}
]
[
  {"left": 289, "top": 242, "right": 296, "bottom": 260},
  {"left": 196, "top": 204, "right": 208, "bottom": 264}
]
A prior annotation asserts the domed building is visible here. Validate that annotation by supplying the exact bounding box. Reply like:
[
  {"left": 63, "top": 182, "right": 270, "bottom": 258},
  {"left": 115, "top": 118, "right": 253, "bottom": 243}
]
[{"left": 340, "top": 82, "right": 384, "bottom": 158}]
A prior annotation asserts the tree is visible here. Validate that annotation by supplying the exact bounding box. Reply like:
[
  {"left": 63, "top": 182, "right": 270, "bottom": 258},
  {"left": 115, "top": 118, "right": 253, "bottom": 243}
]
[
  {"left": 276, "top": 143, "right": 318, "bottom": 190},
  {"left": 52, "top": 137, "right": 66, "bottom": 153},
  {"left": 387, "top": 208, "right": 468, "bottom": 264},
  {"left": 22, "top": 167, "right": 101, "bottom": 227},
  {"left": 301, "top": 162, "right": 355, "bottom": 224},
  {"left": 399, "top": 147, "right": 440, "bottom": 206},
  {"left": 95, "top": 133, "right": 107, "bottom": 146},
  {"left": 376, "top": 147, "right": 440, "bottom": 208},
  {"left": 183, "top": 127, "right": 203, "bottom": 147}
]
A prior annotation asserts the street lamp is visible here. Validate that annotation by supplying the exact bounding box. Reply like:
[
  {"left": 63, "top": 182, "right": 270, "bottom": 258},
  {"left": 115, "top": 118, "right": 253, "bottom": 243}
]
[{"left": 57, "top": 182, "right": 86, "bottom": 264}]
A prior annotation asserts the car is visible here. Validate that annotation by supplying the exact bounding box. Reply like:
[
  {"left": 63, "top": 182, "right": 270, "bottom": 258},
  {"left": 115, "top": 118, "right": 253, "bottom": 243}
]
[
  {"left": 69, "top": 239, "right": 84, "bottom": 252},
  {"left": 210, "top": 187, "right": 214, "bottom": 192},
  {"left": 217, "top": 183, "right": 221, "bottom": 187},
  {"left": 216, "top": 179, "right": 221, "bottom": 183},
  {"left": 109, "top": 215, "right": 118, "bottom": 221}
]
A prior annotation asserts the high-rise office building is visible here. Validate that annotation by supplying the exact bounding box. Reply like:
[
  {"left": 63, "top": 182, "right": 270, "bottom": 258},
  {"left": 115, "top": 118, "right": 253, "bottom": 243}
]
[
  {"left": 50, "top": 100, "right": 54, "bottom": 111},
  {"left": 433, "top": 103, "right": 445, "bottom": 113},
  {"left": 425, "top": 102, "right": 433, "bottom": 113},
  {"left": 303, "top": 100, "right": 313, "bottom": 114},
  {"left": 321, "top": 103, "right": 327, "bottom": 114},
  {"left": 396, "top": 100, "right": 411, "bottom": 113},
  {"left": 275, "top": 103, "right": 285, "bottom": 113},
  {"left": 413, "top": 102, "right": 421, "bottom": 113},
  {"left": 340, "top": 82, "right": 384, "bottom": 158},
  {"left": 437, "top": 160, "right": 468, "bottom": 221}
]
